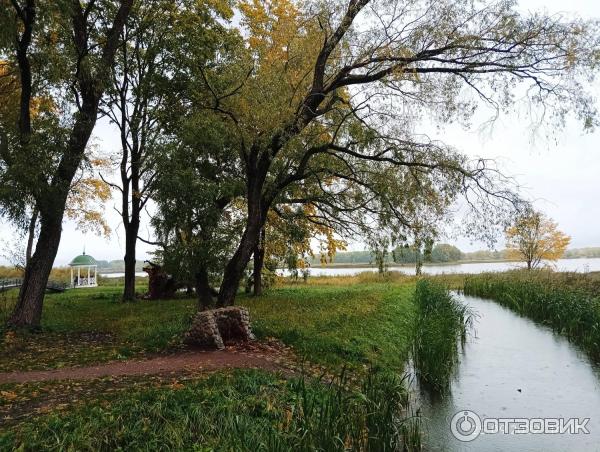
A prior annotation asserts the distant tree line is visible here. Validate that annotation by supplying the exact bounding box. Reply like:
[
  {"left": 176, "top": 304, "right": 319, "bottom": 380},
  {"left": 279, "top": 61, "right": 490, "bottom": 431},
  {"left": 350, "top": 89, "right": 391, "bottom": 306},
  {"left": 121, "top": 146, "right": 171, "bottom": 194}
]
[{"left": 309, "top": 246, "right": 600, "bottom": 266}]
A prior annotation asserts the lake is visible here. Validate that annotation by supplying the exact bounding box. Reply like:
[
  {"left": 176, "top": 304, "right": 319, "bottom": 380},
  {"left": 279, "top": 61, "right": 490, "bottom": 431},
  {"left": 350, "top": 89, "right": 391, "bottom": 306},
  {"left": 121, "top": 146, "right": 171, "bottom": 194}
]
[
  {"left": 281, "top": 257, "right": 600, "bottom": 277},
  {"left": 99, "top": 257, "right": 600, "bottom": 278}
]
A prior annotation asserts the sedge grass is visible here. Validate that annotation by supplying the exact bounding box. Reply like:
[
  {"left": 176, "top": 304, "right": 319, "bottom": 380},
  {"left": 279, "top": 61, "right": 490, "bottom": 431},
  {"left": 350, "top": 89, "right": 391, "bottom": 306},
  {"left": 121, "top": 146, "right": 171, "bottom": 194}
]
[
  {"left": 464, "top": 270, "right": 600, "bottom": 361},
  {"left": 411, "top": 280, "right": 473, "bottom": 393},
  {"left": 0, "top": 368, "right": 422, "bottom": 451}
]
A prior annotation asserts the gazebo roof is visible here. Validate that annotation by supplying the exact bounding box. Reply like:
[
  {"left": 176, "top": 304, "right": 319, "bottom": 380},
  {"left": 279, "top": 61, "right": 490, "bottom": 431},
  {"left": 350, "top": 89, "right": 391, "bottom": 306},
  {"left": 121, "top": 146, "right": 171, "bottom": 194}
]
[{"left": 69, "top": 253, "right": 97, "bottom": 267}]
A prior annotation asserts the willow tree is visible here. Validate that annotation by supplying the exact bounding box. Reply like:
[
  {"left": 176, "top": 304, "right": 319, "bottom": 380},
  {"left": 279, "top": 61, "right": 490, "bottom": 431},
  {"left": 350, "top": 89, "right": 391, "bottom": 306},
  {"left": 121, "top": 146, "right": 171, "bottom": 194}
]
[
  {"left": 191, "top": 0, "right": 597, "bottom": 307},
  {"left": 0, "top": 0, "right": 134, "bottom": 328}
]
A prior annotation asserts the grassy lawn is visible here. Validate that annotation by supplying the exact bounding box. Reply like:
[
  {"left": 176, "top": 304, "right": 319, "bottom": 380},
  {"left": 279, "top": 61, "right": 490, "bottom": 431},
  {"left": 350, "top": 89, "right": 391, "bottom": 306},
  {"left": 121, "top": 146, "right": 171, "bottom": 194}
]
[
  {"left": 0, "top": 275, "right": 422, "bottom": 450},
  {"left": 243, "top": 282, "right": 415, "bottom": 370},
  {"left": 1, "top": 276, "right": 416, "bottom": 373},
  {"left": 1, "top": 284, "right": 197, "bottom": 372}
]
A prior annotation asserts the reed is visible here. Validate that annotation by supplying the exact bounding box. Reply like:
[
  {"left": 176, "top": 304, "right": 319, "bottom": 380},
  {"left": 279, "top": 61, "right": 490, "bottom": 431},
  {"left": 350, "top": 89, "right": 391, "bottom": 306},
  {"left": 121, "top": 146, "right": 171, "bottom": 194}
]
[
  {"left": 411, "top": 280, "right": 473, "bottom": 393},
  {"left": 464, "top": 270, "right": 600, "bottom": 361}
]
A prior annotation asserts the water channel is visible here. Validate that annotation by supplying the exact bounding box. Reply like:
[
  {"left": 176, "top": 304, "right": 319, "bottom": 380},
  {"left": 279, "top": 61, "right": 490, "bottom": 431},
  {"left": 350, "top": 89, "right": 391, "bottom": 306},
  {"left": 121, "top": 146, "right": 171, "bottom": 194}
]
[{"left": 419, "top": 293, "right": 600, "bottom": 451}]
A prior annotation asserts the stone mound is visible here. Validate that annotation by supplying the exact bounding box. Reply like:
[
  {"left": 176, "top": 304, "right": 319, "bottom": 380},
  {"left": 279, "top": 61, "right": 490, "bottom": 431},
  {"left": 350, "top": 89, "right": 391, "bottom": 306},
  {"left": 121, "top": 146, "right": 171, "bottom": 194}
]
[{"left": 185, "top": 306, "right": 255, "bottom": 350}]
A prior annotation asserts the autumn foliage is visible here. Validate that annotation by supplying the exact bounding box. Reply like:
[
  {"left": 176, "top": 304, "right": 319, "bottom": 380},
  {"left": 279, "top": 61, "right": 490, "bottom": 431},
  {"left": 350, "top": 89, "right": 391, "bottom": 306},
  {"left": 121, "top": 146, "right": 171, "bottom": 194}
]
[{"left": 505, "top": 211, "right": 571, "bottom": 269}]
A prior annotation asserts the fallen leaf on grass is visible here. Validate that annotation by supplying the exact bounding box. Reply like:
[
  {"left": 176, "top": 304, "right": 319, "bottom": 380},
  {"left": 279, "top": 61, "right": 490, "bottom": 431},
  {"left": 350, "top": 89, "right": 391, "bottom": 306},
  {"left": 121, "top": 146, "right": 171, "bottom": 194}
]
[
  {"left": 169, "top": 381, "right": 184, "bottom": 390},
  {"left": 1, "top": 390, "right": 18, "bottom": 401}
]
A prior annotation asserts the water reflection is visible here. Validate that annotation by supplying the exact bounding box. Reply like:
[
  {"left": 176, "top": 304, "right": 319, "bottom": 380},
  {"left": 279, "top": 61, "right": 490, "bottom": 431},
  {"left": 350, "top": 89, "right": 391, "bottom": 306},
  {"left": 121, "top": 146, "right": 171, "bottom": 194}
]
[{"left": 418, "top": 294, "right": 600, "bottom": 451}]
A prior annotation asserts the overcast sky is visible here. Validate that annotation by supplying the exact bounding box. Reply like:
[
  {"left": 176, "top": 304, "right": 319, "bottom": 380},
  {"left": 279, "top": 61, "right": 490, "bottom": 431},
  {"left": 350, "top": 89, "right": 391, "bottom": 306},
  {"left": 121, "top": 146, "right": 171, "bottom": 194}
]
[{"left": 1, "top": 0, "right": 599, "bottom": 266}]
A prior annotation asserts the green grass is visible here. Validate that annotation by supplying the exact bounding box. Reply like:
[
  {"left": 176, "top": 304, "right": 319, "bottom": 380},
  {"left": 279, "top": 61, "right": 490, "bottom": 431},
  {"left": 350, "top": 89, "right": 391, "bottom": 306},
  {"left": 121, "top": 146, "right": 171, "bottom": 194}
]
[
  {"left": 1, "top": 277, "right": 416, "bottom": 373},
  {"left": 464, "top": 270, "right": 600, "bottom": 361},
  {"left": 241, "top": 282, "right": 416, "bottom": 371},
  {"left": 0, "top": 368, "right": 421, "bottom": 451},
  {"left": 1, "top": 285, "right": 196, "bottom": 371},
  {"left": 0, "top": 275, "right": 425, "bottom": 449},
  {"left": 411, "top": 280, "right": 473, "bottom": 392}
]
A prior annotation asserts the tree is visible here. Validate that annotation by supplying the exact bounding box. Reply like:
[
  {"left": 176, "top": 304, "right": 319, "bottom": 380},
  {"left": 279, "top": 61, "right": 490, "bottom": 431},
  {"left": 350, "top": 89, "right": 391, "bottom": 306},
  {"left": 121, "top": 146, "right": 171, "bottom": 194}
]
[
  {"left": 101, "top": 0, "right": 174, "bottom": 301},
  {"left": 1, "top": 0, "right": 134, "bottom": 328},
  {"left": 1, "top": 60, "right": 111, "bottom": 265},
  {"left": 25, "top": 155, "right": 113, "bottom": 266},
  {"left": 252, "top": 206, "right": 347, "bottom": 294},
  {"left": 431, "top": 244, "right": 462, "bottom": 263},
  {"left": 150, "top": 109, "right": 245, "bottom": 310},
  {"left": 190, "top": 0, "right": 597, "bottom": 307},
  {"left": 505, "top": 210, "right": 571, "bottom": 270}
]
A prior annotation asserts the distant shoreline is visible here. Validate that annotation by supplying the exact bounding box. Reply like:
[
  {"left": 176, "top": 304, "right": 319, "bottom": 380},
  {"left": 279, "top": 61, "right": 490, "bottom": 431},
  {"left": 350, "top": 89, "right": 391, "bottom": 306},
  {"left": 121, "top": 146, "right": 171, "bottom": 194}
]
[
  {"left": 89, "top": 255, "right": 600, "bottom": 274},
  {"left": 306, "top": 256, "right": 598, "bottom": 269}
]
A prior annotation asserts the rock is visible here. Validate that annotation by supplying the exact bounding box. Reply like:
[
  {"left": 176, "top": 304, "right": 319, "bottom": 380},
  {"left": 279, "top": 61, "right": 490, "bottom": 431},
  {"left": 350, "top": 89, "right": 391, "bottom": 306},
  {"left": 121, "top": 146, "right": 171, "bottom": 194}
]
[{"left": 184, "top": 306, "right": 255, "bottom": 349}]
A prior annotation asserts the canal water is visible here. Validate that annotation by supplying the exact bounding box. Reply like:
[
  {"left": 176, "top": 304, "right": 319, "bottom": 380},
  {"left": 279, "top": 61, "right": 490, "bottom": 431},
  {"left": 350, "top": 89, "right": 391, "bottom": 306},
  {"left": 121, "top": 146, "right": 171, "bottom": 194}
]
[{"left": 418, "top": 293, "right": 600, "bottom": 451}]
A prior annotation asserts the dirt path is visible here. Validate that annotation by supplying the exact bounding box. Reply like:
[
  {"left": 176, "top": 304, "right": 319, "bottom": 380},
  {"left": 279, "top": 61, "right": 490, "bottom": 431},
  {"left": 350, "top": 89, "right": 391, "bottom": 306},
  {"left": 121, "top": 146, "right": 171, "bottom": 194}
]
[{"left": 0, "top": 345, "right": 293, "bottom": 384}]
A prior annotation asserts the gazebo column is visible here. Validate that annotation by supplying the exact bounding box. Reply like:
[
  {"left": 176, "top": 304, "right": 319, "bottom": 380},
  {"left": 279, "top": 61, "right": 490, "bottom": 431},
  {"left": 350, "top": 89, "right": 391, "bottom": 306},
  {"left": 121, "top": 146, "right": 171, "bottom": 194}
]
[
  {"left": 78, "top": 266, "right": 81, "bottom": 286},
  {"left": 70, "top": 267, "right": 73, "bottom": 288},
  {"left": 87, "top": 266, "right": 90, "bottom": 286}
]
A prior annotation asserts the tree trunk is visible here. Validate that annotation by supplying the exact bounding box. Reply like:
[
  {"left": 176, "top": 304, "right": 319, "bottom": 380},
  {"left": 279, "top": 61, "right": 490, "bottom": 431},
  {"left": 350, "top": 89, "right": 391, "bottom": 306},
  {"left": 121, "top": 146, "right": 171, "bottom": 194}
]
[
  {"left": 195, "top": 267, "right": 214, "bottom": 311},
  {"left": 122, "top": 220, "right": 139, "bottom": 301},
  {"left": 415, "top": 259, "right": 423, "bottom": 276},
  {"left": 218, "top": 232, "right": 257, "bottom": 307},
  {"left": 253, "top": 228, "right": 266, "bottom": 296},
  {"left": 11, "top": 108, "right": 111, "bottom": 327},
  {"left": 6, "top": 0, "right": 133, "bottom": 329},
  {"left": 9, "top": 213, "right": 62, "bottom": 328},
  {"left": 25, "top": 208, "right": 38, "bottom": 266},
  {"left": 217, "top": 150, "right": 272, "bottom": 307},
  {"left": 218, "top": 209, "right": 265, "bottom": 307}
]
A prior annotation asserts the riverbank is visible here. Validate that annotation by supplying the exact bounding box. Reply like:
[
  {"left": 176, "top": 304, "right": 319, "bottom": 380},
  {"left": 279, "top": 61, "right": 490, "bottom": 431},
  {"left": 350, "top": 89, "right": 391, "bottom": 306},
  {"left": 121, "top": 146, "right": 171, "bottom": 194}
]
[
  {"left": 3, "top": 271, "right": 600, "bottom": 449},
  {"left": 464, "top": 270, "right": 600, "bottom": 361},
  {"left": 421, "top": 292, "right": 600, "bottom": 451},
  {"left": 0, "top": 275, "right": 422, "bottom": 449}
]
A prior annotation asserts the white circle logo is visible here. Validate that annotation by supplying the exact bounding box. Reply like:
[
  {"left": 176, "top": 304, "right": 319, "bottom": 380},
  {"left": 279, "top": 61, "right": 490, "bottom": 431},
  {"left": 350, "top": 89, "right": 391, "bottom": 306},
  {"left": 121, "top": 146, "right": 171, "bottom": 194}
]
[{"left": 451, "top": 410, "right": 482, "bottom": 442}]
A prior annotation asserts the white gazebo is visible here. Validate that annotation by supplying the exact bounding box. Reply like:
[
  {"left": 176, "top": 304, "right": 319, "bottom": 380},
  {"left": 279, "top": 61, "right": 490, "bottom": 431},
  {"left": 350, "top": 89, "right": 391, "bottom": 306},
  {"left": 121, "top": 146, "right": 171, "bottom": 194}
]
[{"left": 69, "top": 252, "right": 98, "bottom": 288}]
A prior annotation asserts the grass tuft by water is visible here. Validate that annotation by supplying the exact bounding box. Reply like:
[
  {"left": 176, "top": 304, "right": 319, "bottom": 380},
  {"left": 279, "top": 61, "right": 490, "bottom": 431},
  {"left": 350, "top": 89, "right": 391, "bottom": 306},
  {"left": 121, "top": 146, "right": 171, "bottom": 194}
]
[{"left": 411, "top": 280, "right": 473, "bottom": 393}]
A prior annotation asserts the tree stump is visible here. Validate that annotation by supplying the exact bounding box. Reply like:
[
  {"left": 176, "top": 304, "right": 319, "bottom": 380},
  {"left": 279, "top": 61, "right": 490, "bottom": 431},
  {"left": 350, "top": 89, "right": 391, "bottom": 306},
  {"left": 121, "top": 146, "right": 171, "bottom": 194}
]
[
  {"left": 184, "top": 306, "right": 255, "bottom": 350},
  {"left": 143, "top": 262, "right": 177, "bottom": 299}
]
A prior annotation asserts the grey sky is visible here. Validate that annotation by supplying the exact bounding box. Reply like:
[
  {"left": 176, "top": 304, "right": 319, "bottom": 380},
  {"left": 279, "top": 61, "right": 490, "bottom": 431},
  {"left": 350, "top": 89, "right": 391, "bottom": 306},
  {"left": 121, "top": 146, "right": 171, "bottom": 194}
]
[{"left": 1, "top": 0, "right": 600, "bottom": 266}]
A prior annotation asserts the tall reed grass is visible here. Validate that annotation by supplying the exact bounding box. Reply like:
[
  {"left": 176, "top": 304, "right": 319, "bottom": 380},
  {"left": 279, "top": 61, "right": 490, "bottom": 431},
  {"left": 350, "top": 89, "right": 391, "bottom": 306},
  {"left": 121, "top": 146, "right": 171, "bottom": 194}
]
[
  {"left": 464, "top": 270, "right": 600, "bottom": 361},
  {"left": 1, "top": 369, "right": 422, "bottom": 451},
  {"left": 411, "top": 280, "right": 473, "bottom": 393}
]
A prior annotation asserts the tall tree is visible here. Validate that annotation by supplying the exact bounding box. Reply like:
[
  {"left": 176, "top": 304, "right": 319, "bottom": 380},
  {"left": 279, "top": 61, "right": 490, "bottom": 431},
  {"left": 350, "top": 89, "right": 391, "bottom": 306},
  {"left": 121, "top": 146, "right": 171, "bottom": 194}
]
[
  {"left": 505, "top": 210, "right": 571, "bottom": 270},
  {"left": 151, "top": 110, "right": 245, "bottom": 310},
  {"left": 101, "top": 0, "right": 172, "bottom": 301},
  {"left": 0, "top": 0, "right": 134, "bottom": 328},
  {"left": 202, "top": 0, "right": 596, "bottom": 307}
]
